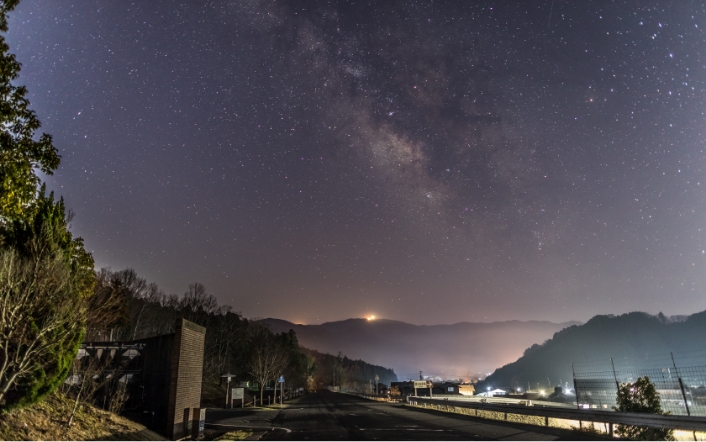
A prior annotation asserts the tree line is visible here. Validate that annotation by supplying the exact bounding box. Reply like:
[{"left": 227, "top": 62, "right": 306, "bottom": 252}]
[
  {"left": 85, "top": 268, "right": 309, "bottom": 403},
  {"left": 302, "top": 348, "right": 397, "bottom": 393}
]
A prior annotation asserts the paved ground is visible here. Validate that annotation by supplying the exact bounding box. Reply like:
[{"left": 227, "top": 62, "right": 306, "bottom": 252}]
[{"left": 206, "top": 390, "right": 608, "bottom": 440}]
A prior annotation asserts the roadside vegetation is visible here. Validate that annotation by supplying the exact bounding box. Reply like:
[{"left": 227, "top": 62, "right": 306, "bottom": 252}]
[
  {"left": 614, "top": 376, "right": 675, "bottom": 441},
  {"left": 0, "top": 0, "right": 94, "bottom": 412},
  {"left": 0, "top": 390, "right": 164, "bottom": 441},
  {"left": 302, "top": 348, "right": 396, "bottom": 392}
]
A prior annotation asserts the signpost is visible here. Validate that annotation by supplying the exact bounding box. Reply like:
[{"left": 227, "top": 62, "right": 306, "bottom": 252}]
[
  {"left": 413, "top": 380, "right": 433, "bottom": 397},
  {"left": 278, "top": 375, "right": 285, "bottom": 407}
]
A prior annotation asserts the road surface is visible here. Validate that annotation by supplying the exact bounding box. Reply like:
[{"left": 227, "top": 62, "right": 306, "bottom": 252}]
[{"left": 206, "top": 390, "right": 606, "bottom": 440}]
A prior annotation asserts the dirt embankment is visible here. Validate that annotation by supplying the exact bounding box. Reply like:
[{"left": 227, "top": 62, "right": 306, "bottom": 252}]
[{"left": 0, "top": 392, "right": 165, "bottom": 441}]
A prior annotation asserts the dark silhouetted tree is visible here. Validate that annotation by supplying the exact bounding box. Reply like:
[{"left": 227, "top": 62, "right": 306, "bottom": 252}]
[
  {"left": 614, "top": 376, "right": 675, "bottom": 441},
  {"left": 0, "top": 0, "right": 60, "bottom": 222}
]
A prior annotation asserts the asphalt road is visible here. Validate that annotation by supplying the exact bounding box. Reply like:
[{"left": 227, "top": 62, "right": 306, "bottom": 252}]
[{"left": 206, "top": 390, "right": 607, "bottom": 440}]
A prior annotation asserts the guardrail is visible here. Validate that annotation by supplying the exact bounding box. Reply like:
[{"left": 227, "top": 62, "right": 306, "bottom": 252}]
[
  {"left": 418, "top": 394, "right": 578, "bottom": 409},
  {"left": 407, "top": 396, "right": 706, "bottom": 436},
  {"left": 356, "top": 394, "right": 404, "bottom": 403}
]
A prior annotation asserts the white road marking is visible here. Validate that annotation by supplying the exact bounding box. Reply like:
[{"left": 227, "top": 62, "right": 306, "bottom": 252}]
[{"left": 206, "top": 423, "right": 292, "bottom": 433}]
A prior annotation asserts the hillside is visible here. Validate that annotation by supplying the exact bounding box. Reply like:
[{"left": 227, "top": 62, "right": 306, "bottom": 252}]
[
  {"left": 260, "top": 317, "right": 580, "bottom": 380},
  {"left": 302, "top": 347, "right": 398, "bottom": 388},
  {"left": 484, "top": 311, "right": 706, "bottom": 390},
  {"left": 0, "top": 392, "right": 165, "bottom": 441}
]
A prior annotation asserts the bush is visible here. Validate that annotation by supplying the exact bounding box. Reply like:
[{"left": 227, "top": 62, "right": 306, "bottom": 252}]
[{"left": 613, "top": 376, "right": 675, "bottom": 441}]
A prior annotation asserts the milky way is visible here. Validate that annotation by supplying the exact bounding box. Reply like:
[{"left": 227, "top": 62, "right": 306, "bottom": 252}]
[{"left": 8, "top": 0, "right": 706, "bottom": 323}]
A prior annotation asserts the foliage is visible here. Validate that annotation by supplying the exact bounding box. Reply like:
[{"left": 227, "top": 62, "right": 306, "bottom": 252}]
[
  {"left": 613, "top": 376, "right": 675, "bottom": 441},
  {"left": 213, "top": 430, "right": 253, "bottom": 441},
  {"left": 247, "top": 325, "right": 290, "bottom": 406},
  {"left": 83, "top": 269, "right": 311, "bottom": 395},
  {"left": 301, "top": 347, "right": 397, "bottom": 392},
  {"left": 0, "top": 0, "right": 94, "bottom": 411},
  {"left": 81, "top": 268, "right": 398, "bottom": 405},
  {"left": 2, "top": 187, "right": 94, "bottom": 297},
  {"left": 0, "top": 226, "right": 87, "bottom": 410},
  {"left": 85, "top": 269, "right": 132, "bottom": 337},
  {"left": 0, "top": 0, "right": 60, "bottom": 222}
]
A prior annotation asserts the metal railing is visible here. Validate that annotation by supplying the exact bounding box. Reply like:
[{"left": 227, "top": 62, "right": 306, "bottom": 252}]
[
  {"left": 354, "top": 393, "right": 405, "bottom": 403},
  {"left": 574, "top": 361, "right": 706, "bottom": 416},
  {"left": 406, "top": 396, "right": 706, "bottom": 435}
]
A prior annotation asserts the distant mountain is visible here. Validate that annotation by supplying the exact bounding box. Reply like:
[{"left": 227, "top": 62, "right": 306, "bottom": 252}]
[
  {"left": 259, "top": 317, "right": 580, "bottom": 380},
  {"left": 484, "top": 311, "right": 706, "bottom": 390}
]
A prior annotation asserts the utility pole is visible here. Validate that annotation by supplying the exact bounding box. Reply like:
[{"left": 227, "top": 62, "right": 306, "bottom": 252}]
[
  {"left": 611, "top": 357, "right": 620, "bottom": 403},
  {"left": 572, "top": 362, "right": 580, "bottom": 410},
  {"left": 419, "top": 370, "right": 423, "bottom": 381},
  {"left": 672, "top": 352, "right": 691, "bottom": 416}
]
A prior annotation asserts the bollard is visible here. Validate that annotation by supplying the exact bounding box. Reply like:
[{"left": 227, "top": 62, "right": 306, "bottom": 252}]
[
  {"left": 191, "top": 408, "right": 206, "bottom": 439},
  {"left": 182, "top": 408, "right": 191, "bottom": 439}
]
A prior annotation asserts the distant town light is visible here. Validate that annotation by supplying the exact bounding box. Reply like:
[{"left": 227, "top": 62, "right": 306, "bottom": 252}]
[{"left": 367, "top": 315, "right": 376, "bottom": 321}]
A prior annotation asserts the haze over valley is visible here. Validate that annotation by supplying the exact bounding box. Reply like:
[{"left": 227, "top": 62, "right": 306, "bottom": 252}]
[{"left": 262, "top": 317, "right": 580, "bottom": 379}]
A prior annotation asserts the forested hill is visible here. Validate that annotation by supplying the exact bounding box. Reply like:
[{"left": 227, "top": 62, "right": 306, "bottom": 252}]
[
  {"left": 300, "top": 348, "right": 397, "bottom": 389},
  {"left": 484, "top": 310, "right": 706, "bottom": 390}
]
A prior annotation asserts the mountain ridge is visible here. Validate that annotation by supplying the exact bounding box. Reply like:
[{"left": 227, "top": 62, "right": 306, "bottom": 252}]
[
  {"left": 483, "top": 310, "right": 706, "bottom": 390},
  {"left": 259, "top": 317, "right": 581, "bottom": 379}
]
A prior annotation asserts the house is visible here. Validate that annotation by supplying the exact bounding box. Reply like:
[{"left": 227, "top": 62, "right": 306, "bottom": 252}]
[
  {"left": 434, "top": 382, "right": 460, "bottom": 395},
  {"left": 458, "top": 384, "right": 476, "bottom": 396},
  {"left": 476, "top": 388, "right": 507, "bottom": 397}
]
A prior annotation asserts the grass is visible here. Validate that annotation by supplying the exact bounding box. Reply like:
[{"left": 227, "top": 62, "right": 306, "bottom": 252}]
[
  {"left": 201, "top": 378, "right": 230, "bottom": 408},
  {"left": 0, "top": 391, "right": 165, "bottom": 441},
  {"left": 213, "top": 429, "right": 254, "bottom": 441}
]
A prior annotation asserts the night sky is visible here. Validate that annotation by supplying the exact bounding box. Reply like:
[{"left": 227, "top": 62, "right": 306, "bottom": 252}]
[{"left": 8, "top": 1, "right": 706, "bottom": 325}]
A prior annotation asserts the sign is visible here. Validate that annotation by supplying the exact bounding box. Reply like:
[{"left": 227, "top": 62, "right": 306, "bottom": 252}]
[
  {"left": 232, "top": 388, "right": 244, "bottom": 400},
  {"left": 278, "top": 375, "right": 285, "bottom": 383},
  {"left": 413, "top": 380, "right": 432, "bottom": 389}
]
